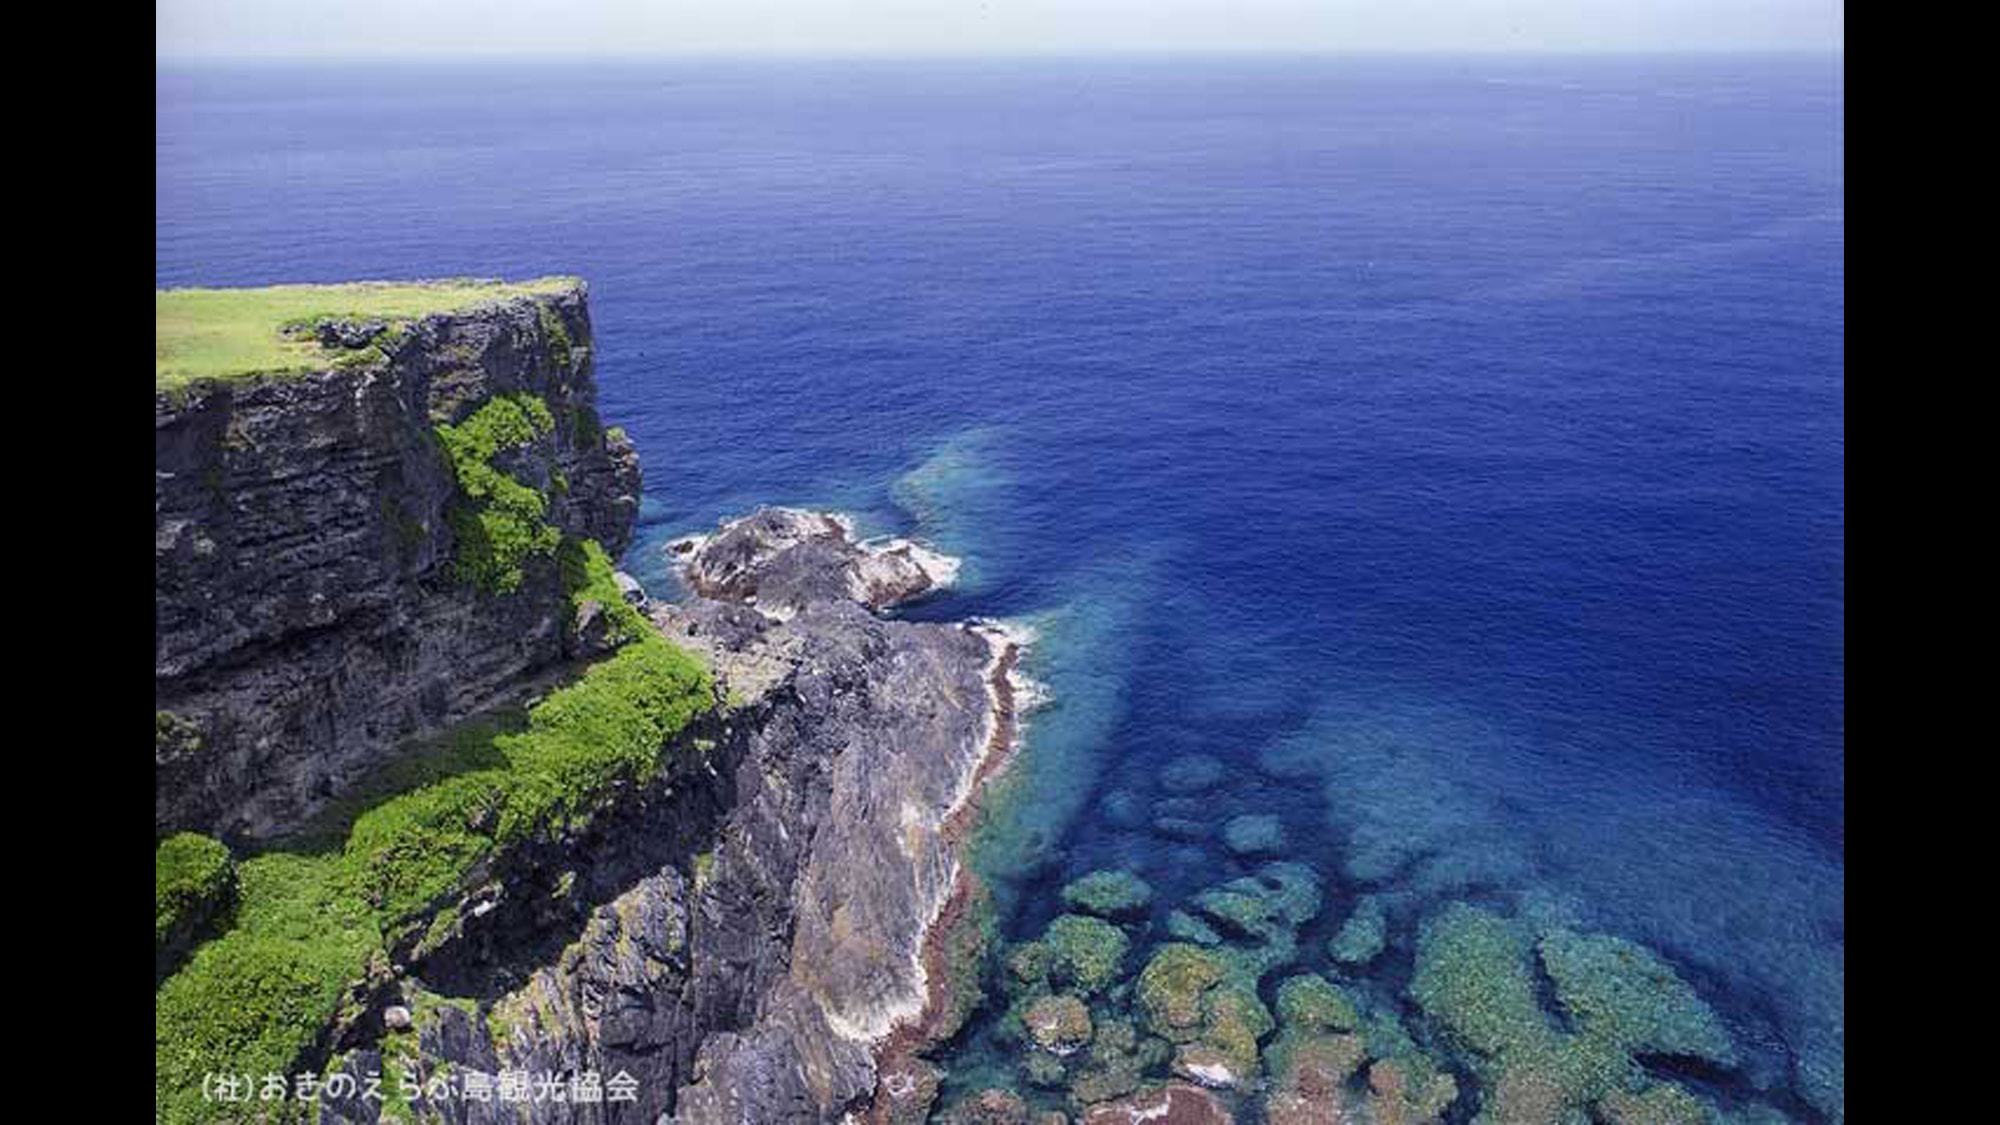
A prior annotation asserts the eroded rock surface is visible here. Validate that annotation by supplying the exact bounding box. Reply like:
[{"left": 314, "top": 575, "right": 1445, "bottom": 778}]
[
  {"left": 355, "top": 509, "right": 1019, "bottom": 1124},
  {"left": 671, "top": 506, "right": 959, "bottom": 618}
]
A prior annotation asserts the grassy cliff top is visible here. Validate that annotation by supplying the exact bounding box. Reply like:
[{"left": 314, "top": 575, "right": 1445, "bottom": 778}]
[{"left": 155, "top": 276, "right": 580, "bottom": 389}]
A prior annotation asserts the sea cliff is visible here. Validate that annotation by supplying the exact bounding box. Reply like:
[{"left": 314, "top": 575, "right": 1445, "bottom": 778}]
[
  {"left": 154, "top": 280, "right": 1020, "bottom": 1125},
  {"left": 156, "top": 279, "right": 640, "bottom": 840}
]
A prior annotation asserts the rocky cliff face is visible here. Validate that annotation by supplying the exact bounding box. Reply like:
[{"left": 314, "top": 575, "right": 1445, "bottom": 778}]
[
  {"left": 155, "top": 282, "right": 641, "bottom": 841},
  {"left": 334, "top": 509, "right": 1023, "bottom": 1125}
]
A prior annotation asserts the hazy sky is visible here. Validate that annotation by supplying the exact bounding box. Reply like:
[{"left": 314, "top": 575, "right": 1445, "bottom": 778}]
[{"left": 158, "top": 0, "right": 1843, "bottom": 58}]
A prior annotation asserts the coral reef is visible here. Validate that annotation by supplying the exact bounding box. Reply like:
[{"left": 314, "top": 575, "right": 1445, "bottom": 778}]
[
  {"left": 1409, "top": 902, "right": 1738, "bottom": 1125},
  {"left": 1537, "top": 928, "right": 1737, "bottom": 1066}
]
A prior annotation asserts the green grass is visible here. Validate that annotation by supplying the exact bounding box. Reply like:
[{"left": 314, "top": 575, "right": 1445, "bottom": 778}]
[
  {"left": 156, "top": 277, "right": 578, "bottom": 389},
  {"left": 154, "top": 619, "right": 713, "bottom": 1125},
  {"left": 156, "top": 833, "right": 236, "bottom": 950}
]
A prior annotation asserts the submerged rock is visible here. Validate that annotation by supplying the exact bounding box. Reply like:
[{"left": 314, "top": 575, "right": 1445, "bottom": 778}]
[
  {"left": 1183, "top": 862, "right": 1322, "bottom": 981},
  {"left": 1263, "top": 1032, "right": 1368, "bottom": 1125},
  {"left": 1221, "top": 814, "right": 1285, "bottom": 856},
  {"left": 1078, "top": 1082, "right": 1233, "bottom": 1125},
  {"left": 1133, "top": 943, "right": 1272, "bottom": 1091},
  {"left": 1360, "top": 1056, "right": 1460, "bottom": 1125},
  {"left": 1409, "top": 902, "right": 1734, "bottom": 1125},
  {"left": 1537, "top": 928, "right": 1737, "bottom": 1066},
  {"left": 939, "top": 1088, "right": 1033, "bottom": 1125},
  {"left": 1026, "top": 994, "right": 1096, "bottom": 1055},
  {"left": 1169, "top": 982, "right": 1271, "bottom": 1089},
  {"left": 1009, "top": 941, "right": 1055, "bottom": 989},
  {"left": 1138, "top": 944, "right": 1231, "bottom": 1041},
  {"left": 1067, "top": 1017, "right": 1168, "bottom": 1108},
  {"left": 1274, "top": 974, "right": 1360, "bottom": 1033},
  {"left": 1151, "top": 816, "right": 1210, "bottom": 842},
  {"left": 1328, "top": 894, "right": 1388, "bottom": 967},
  {"left": 1166, "top": 910, "right": 1223, "bottom": 946},
  {"left": 1596, "top": 1083, "right": 1711, "bottom": 1125},
  {"left": 1099, "top": 790, "right": 1146, "bottom": 829},
  {"left": 1159, "top": 754, "right": 1225, "bottom": 794},
  {"left": 1062, "top": 870, "right": 1155, "bottom": 920},
  {"left": 1042, "top": 914, "right": 1132, "bottom": 996},
  {"left": 1026, "top": 1051, "right": 1070, "bottom": 1088}
]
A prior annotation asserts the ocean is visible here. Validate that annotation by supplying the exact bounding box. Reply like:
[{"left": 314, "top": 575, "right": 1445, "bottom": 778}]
[{"left": 157, "top": 53, "right": 1844, "bottom": 1122}]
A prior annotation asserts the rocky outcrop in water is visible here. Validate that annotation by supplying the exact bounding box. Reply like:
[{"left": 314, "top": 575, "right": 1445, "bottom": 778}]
[
  {"left": 154, "top": 281, "right": 639, "bottom": 840},
  {"left": 671, "top": 507, "right": 961, "bottom": 618}
]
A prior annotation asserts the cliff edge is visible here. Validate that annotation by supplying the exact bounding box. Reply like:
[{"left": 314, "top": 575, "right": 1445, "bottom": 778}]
[{"left": 155, "top": 278, "right": 641, "bottom": 840}]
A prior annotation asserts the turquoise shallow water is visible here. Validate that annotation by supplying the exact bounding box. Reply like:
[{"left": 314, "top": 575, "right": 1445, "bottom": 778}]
[{"left": 157, "top": 53, "right": 1843, "bottom": 1121}]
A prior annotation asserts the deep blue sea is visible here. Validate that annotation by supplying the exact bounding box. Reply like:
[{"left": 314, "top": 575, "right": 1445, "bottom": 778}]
[{"left": 157, "top": 55, "right": 1843, "bottom": 1123}]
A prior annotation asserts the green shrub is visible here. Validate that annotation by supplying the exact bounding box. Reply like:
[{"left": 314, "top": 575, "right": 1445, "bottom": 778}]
[
  {"left": 436, "top": 394, "right": 561, "bottom": 594},
  {"left": 155, "top": 622, "right": 712, "bottom": 1125},
  {"left": 156, "top": 833, "right": 236, "bottom": 951},
  {"left": 560, "top": 536, "right": 649, "bottom": 646}
]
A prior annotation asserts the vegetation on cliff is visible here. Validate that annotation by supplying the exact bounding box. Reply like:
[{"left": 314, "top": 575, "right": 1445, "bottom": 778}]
[
  {"left": 154, "top": 623, "right": 713, "bottom": 1124},
  {"left": 155, "top": 833, "right": 237, "bottom": 973},
  {"left": 435, "top": 392, "right": 562, "bottom": 594},
  {"left": 154, "top": 277, "right": 578, "bottom": 388}
]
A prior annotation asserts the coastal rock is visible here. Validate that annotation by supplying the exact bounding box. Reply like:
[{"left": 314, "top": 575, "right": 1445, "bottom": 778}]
[
  {"left": 656, "top": 570, "right": 1020, "bottom": 1121},
  {"left": 354, "top": 504, "right": 1021, "bottom": 1124},
  {"left": 155, "top": 282, "right": 641, "bottom": 839},
  {"left": 613, "top": 569, "right": 646, "bottom": 605},
  {"left": 672, "top": 506, "right": 958, "bottom": 618},
  {"left": 872, "top": 1056, "right": 943, "bottom": 1125}
]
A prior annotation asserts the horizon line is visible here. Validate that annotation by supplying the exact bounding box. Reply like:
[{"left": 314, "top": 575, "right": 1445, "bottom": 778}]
[{"left": 158, "top": 44, "right": 1845, "bottom": 64}]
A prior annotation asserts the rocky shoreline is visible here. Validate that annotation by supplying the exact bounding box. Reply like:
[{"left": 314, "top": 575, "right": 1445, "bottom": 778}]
[
  {"left": 864, "top": 617, "right": 1037, "bottom": 1125},
  {"left": 655, "top": 507, "right": 1033, "bottom": 1122},
  {"left": 291, "top": 507, "right": 1033, "bottom": 1125}
]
